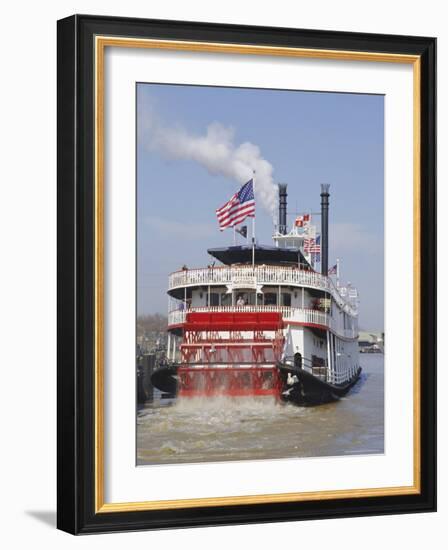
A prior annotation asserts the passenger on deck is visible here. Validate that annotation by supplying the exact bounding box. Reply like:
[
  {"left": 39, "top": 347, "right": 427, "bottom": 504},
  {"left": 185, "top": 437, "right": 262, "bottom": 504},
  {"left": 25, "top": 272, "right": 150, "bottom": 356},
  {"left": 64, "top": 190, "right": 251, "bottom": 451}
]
[
  {"left": 294, "top": 352, "right": 303, "bottom": 369},
  {"left": 236, "top": 295, "right": 245, "bottom": 307}
]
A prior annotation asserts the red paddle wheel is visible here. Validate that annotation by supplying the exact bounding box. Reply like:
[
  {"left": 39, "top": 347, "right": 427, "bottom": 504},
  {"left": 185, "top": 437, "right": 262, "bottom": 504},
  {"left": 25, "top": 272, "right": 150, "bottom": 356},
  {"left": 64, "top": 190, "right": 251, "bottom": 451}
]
[{"left": 177, "top": 311, "right": 284, "bottom": 398}]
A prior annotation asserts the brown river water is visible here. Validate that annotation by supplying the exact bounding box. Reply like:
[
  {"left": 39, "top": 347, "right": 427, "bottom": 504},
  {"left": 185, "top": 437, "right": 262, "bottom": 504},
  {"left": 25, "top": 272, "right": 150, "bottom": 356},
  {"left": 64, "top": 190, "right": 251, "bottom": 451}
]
[{"left": 137, "top": 354, "right": 384, "bottom": 465}]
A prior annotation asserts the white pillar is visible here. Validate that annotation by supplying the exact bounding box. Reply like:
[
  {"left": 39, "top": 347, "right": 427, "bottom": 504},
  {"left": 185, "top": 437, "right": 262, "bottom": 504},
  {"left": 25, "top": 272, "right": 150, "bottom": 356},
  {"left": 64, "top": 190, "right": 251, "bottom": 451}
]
[
  {"left": 172, "top": 334, "right": 176, "bottom": 362},
  {"left": 167, "top": 332, "right": 171, "bottom": 361}
]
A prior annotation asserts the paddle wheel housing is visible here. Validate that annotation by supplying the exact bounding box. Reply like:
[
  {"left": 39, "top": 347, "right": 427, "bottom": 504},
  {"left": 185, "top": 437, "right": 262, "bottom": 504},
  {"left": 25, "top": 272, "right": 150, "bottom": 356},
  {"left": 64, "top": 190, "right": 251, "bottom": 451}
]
[{"left": 177, "top": 311, "right": 285, "bottom": 398}]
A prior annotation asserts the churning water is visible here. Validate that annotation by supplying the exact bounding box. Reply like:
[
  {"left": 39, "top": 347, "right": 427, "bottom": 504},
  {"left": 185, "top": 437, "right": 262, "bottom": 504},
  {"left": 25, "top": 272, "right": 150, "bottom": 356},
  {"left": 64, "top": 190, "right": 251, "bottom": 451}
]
[{"left": 137, "top": 354, "right": 384, "bottom": 465}]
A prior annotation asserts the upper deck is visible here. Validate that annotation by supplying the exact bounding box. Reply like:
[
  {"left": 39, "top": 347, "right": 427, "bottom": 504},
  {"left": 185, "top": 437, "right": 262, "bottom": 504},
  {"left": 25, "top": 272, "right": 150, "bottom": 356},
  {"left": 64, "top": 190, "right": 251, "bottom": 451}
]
[
  {"left": 168, "top": 264, "right": 358, "bottom": 317},
  {"left": 168, "top": 305, "right": 358, "bottom": 340}
]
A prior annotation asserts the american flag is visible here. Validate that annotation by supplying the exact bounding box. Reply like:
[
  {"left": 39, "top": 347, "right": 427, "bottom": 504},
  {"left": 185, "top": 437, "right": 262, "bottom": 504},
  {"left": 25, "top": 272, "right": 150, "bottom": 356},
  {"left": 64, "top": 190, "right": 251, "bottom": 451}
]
[
  {"left": 328, "top": 263, "right": 338, "bottom": 275},
  {"left": 304, "top": 235, "right": 321, "bottom": 253},
  {"left": 216, "top": 179, "right": 255, "bottom": 230}
]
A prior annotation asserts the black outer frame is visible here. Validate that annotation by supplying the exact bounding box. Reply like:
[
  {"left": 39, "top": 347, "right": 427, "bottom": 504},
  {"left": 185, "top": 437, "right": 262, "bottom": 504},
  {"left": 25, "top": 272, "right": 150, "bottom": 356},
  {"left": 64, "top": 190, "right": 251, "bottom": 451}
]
[{"left": 57, "top": 14, "right": 436, "bottom": 535}]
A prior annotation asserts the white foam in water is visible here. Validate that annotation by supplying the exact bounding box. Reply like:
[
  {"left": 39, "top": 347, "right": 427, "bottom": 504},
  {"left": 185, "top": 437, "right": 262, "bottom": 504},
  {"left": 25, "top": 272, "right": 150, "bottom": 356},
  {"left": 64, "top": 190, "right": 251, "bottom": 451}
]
[
  {"left": 137, "top": 356, "right": 384, "bottom": 465},
  {"left": 174, "top": 395, "right": 278, "bottom": 413}
]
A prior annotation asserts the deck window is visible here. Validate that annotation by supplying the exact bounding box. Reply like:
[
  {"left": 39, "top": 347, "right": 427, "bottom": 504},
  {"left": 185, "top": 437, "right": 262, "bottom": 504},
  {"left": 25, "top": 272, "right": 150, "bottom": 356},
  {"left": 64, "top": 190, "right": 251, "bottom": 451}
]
[
  {"left": 220, "top": 293, "right": 231, "bottom": 306},
  {"left": 206, "top": 293, "right": 220, "bottom": 307},
  {"left": 264, "top": 293, "right": 277, "bottom": 306}
]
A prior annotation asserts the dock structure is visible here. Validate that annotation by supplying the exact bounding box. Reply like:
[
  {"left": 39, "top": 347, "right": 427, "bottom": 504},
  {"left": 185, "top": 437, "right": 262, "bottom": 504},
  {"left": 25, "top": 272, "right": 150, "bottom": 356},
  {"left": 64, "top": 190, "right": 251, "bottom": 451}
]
[{"left": 137, "top": 353, "right": 156, "bottom": 404}]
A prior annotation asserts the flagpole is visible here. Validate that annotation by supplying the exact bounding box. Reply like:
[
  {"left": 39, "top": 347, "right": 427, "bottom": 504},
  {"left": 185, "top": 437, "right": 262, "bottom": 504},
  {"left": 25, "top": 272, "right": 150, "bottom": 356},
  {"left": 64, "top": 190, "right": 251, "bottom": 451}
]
[
  {"left": 336, "top": 258, "right": 340, "bottom": 287},
  {"left": 252, "top": 217, "right": 255, "bottom": 269},
  {"left": 233, "top": 225, "right": 236, "bottom": 245},
  {"left": 252, "top": 171, "right": 256, "bottom": 269}
]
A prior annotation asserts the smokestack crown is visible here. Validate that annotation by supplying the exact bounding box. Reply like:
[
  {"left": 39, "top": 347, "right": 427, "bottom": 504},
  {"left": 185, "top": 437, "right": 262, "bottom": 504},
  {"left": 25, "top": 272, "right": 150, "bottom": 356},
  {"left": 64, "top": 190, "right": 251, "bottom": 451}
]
[{"left": 321, "top": 183, "right": 330, "bottom": 196}]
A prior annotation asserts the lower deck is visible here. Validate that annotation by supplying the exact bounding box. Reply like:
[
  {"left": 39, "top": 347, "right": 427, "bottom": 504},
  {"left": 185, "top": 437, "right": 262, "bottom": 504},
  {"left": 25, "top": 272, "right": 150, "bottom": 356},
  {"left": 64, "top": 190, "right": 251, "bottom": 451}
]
[{"left": 166, "top": 311, "right": 359, "bottom": 387}]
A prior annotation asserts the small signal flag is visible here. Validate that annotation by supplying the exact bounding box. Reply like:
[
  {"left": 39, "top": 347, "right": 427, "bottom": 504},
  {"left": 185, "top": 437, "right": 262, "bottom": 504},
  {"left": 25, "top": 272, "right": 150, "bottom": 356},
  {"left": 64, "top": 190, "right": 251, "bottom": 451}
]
[
  {"left": 236, "top": 225, "right": 248, "bottom": 238},
  {"left": 295, "top": 213, "right": 311, "bottom": 227}
]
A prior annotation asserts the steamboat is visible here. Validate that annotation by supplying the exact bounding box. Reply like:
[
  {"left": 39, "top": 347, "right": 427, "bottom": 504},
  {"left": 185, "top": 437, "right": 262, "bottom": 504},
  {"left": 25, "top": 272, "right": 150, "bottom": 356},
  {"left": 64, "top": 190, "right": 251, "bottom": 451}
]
[{"left": 151, "top": 183, "right": 361, "bottom": 405}]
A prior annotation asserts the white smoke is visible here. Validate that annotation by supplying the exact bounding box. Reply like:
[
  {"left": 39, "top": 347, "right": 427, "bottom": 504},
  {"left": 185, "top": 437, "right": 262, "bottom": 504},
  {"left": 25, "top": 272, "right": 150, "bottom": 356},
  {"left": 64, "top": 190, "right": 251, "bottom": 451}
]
[{"left": 141, "top": 111, "right": 278, "bottom": 217}]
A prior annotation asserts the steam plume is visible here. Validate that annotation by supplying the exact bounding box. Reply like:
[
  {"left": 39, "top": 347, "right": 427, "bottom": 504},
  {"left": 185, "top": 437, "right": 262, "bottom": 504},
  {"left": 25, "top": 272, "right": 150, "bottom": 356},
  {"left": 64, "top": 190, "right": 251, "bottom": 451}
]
[{"left": 141, "top": 110, "right": 278, "bottom": 216}]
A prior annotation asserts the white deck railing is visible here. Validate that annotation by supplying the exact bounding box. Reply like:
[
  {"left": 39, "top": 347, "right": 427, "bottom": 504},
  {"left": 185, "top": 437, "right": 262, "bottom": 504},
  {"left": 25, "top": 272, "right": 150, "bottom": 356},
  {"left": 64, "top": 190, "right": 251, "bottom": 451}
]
[
  {"left": 169, "top": 265, "right": 329, "bottom": 291},
  {"left": 169, "top": 265, "right": 356, "bottom": 315},
  {"left": 168, "top": 305, "right": 356, "bottom": 339}
]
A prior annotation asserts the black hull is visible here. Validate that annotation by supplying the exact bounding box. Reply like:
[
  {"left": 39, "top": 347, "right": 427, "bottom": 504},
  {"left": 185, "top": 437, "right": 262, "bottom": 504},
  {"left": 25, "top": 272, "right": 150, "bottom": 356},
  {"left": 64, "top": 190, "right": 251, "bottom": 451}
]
[
  {"left": 279, "top": 364, "right": 362, "bottom": 405},
  {"left": 151, "top": 364, "right": 362, "bottom": 406},
  {"left": 151, "top": 366, "right": 178, "bottom": 394}
]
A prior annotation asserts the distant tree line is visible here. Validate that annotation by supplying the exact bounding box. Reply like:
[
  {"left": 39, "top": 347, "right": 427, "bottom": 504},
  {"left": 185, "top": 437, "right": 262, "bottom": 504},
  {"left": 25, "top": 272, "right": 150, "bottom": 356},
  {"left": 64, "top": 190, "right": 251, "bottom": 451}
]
[{"left": 137, "top": 313, "right": 167, "bottom": 336}]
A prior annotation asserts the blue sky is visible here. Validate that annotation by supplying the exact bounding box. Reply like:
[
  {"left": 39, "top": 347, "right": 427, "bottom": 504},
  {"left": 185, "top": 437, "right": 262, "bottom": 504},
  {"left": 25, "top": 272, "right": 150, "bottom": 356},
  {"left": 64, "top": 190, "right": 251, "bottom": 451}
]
[{"left": 137, "top": 83, "right": 384, "bottom": 330}]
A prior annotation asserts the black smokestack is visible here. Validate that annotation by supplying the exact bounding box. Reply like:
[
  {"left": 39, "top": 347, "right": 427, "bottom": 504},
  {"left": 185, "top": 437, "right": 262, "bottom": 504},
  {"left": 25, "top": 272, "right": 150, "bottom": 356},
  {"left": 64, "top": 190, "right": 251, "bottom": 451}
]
[
  {"left": 278, "top": 184, "right": 288, "bottom": 234},
  {"left": 320, "top": 184, "right": 330, "bottom": 275}
]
